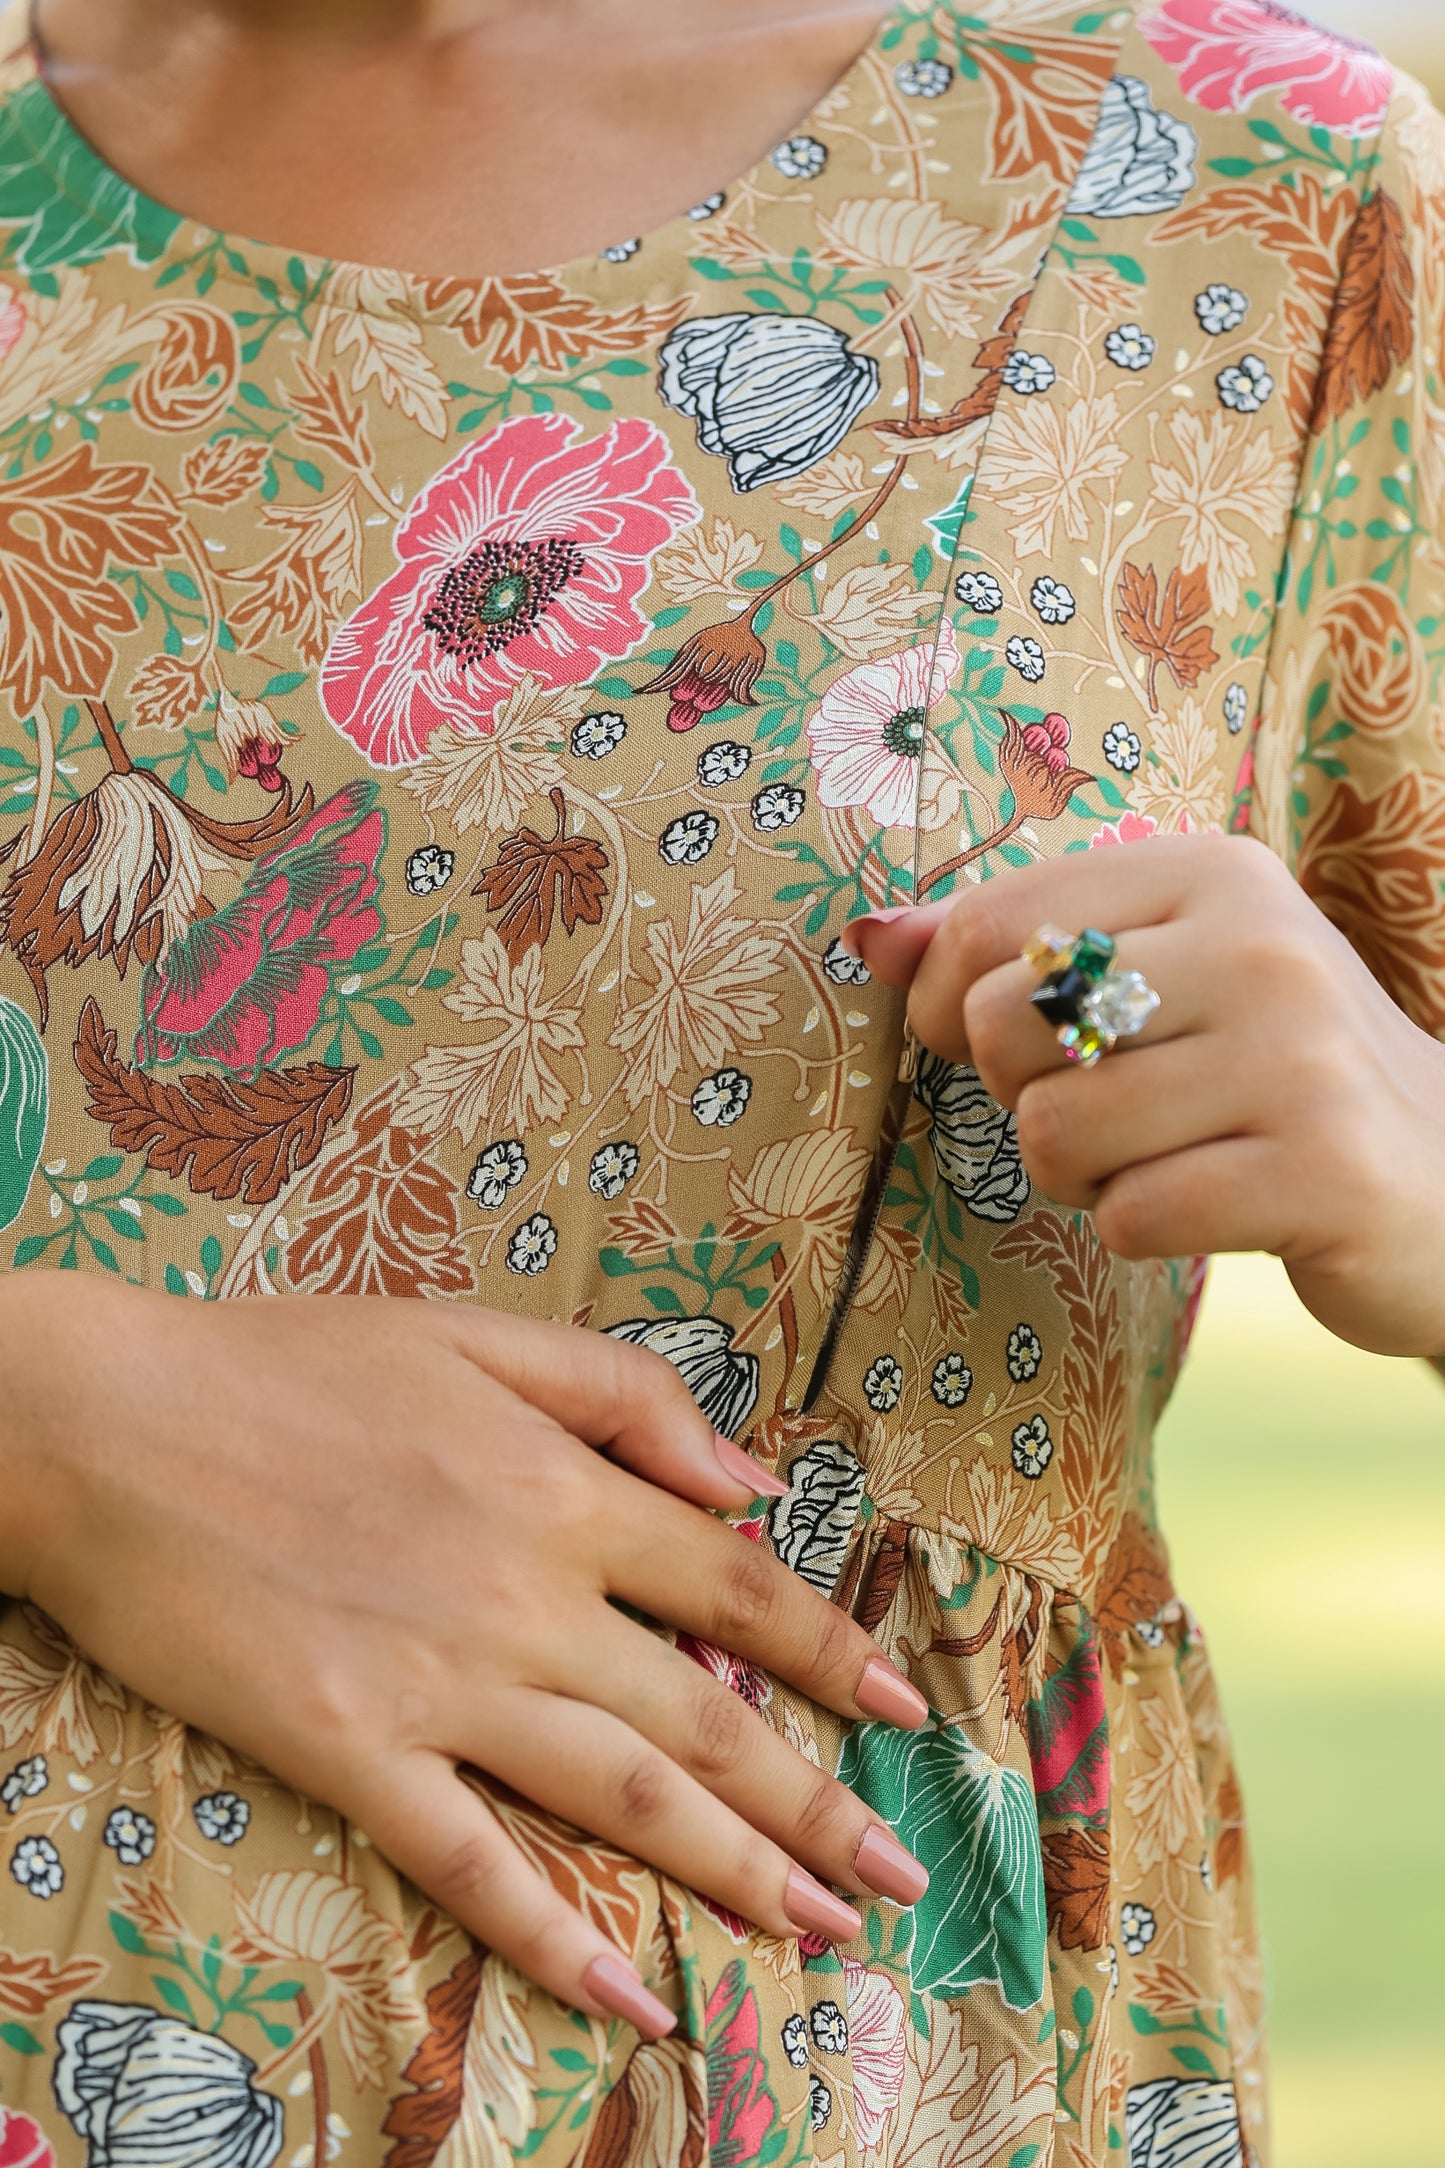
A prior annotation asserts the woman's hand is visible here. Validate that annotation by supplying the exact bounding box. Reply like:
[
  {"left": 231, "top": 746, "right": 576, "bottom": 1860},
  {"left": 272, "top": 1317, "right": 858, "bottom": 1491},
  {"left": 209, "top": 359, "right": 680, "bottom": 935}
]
[
  {"left": 847, "top": 832, "right": 1445, "bottom": 1360},
  {"left": 0, "top": 1275, "right": 929, "bottom": 2038}
]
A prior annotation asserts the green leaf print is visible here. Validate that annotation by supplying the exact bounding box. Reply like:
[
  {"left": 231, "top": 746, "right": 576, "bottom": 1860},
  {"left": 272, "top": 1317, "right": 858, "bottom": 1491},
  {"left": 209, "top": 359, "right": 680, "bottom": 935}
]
[
  {"left": 837, "top": 1721, "right": 1047, "bottom": 2010},
  {"left": 0, "top": 80, "right": 183, "bottom": 271},
  {"left": 0, "top": 994, "right": 47, "bottom": 1233}
]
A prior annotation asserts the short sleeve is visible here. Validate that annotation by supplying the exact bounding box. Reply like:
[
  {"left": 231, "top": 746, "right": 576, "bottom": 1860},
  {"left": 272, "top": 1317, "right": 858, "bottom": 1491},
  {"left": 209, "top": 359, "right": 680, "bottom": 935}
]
[{"left": 1251, "top": 75, "right": 1445, "bottom": 1043}]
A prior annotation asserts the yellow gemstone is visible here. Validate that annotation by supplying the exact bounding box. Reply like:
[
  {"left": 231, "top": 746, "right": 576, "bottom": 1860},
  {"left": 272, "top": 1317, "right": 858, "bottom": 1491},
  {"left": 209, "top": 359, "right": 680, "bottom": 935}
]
[
  {"left": 1059, "top": 1020, "right": 1113, "bottom": 1067},
  {"left": 1022, "top": 922, "right": 1074, "bottom": 974}
]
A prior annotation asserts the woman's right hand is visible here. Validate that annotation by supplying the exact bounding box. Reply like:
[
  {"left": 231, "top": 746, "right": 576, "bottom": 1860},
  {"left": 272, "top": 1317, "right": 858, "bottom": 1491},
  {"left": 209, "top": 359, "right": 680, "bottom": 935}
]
[{"left": 0, "top": 1274, "right": 929, "bottom": 2037}]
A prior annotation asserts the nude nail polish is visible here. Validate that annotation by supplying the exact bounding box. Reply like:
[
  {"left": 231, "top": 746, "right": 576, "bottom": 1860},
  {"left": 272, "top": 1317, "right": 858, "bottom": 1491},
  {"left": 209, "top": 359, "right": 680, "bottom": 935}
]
[
  {"left": 839, "top": 904, "right": 913, "bottom": 957},
  {"left": 581, "top": 1952, "right": 677, "bottom": 2038},
  {"left": 854, "top": 1823, "right": 930, "bottom": 1906},
  {"left": 784, "top": 1865, "right": 863, "bottom": 1943},
  {"left": 854, "top": 1656, "right": 929, "bottom": 1729},
  {"left": 713, "top": 1430, "right": 790, "bottom": 1499}
]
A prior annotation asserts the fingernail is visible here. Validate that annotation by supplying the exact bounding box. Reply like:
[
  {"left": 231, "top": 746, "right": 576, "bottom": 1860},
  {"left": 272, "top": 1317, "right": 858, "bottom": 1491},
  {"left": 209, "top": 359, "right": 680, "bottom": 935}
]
[
  {"left": 581, "top": 1952, "right": 677, "bottom": 2038},
  {"left": 840, "top": 904, "right": 913, "bottom": 957},
  {"left": 784, "top": 1865, "right": 863, "bottom": 1943},
  {"left": 713, "top": 1430, "right": 789, "bottom": 1499},
  {"left": 854, "top": 1823, "right": 930, "bottom": 1905},
  {"left": 855, "top": 1656, "right": 929, "bottom": 1729}
]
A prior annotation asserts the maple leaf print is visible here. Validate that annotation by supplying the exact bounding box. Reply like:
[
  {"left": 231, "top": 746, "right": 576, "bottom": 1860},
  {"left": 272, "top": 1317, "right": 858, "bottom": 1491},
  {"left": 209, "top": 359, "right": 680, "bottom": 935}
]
[
  {"left": 1114, "top": 560, "right": 1219, "bottom": 712},
  {"left": 471, "top": 787, "right": 608, "bottom": 962}
]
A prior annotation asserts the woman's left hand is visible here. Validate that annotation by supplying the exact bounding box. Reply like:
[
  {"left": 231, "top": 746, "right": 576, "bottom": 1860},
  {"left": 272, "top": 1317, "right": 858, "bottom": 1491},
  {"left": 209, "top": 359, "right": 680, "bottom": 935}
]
[{"left": 845, "top": 832, "right": 1445, "bottom": 1360}]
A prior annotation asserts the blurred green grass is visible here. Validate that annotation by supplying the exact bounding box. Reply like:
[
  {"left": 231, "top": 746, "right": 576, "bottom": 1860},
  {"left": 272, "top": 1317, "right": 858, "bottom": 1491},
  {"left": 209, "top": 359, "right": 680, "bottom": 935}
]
[{"left": 1157, "top": 1254, "right": 1445, "bottom": 2168}]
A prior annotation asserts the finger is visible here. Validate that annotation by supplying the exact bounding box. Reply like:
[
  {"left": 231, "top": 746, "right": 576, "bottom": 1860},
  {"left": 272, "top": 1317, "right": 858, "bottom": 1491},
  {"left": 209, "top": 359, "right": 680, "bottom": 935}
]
[
  {"left": 587, "top": 1614, "right": 929, "bottom": 1906},
  {"left": 1092, "top": 1136, "right": 1297, "bottom": 1262},
  {"left": 345, "top": 1748, "right": 678, "bottom": 2038},
  {"left": 600, "top": 1473, "right": 929, "bottom": 1729},
  {"left": 839, "top": 899, "right": 952, "bottom": 987},
  {"left": 490, "top": 1691, "right": 866, "bottom": 1946},
  {"left": 1014, "top": 1033, "right": 1257, "bottom": 1207},
  {"left": 450, "top": 1312, "right": 787, "bottom": 1514}
]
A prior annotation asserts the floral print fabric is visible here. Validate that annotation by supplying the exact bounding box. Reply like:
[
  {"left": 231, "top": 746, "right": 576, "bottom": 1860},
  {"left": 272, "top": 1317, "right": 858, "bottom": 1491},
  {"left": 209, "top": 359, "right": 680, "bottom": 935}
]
[{"left": 0, "top": 1, "right": 1442, "bottom": 2162}]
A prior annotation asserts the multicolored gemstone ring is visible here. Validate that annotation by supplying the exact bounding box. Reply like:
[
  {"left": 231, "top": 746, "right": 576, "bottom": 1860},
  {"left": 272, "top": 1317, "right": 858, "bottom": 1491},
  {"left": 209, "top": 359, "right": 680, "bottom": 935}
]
[{"left": 1022, "top": 923, "right": 1161, "bottom": 1068}]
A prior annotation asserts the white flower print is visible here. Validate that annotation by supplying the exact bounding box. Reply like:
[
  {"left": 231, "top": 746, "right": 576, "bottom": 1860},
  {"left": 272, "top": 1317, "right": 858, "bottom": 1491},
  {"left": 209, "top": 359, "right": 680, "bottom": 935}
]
[
  {"left": 1066, "top": 74, "right": 1198, "bottom": 219},
  {"left": 688, "top": 192, "right": 725, "bottom": 221},
  {"left": 588, "top": 1141, "right": 639, "bottom": 1200},
  {"left": 1201, "top": 1851, "right": 1215, "bottom": 1892},
  {"left": 1030, "top": 575, "right": 1076, "bottom": 624},
  {"left": 772, "top": 134, "right": 828, "bottom": 179},
  {"left": 103, "top": 1807, "right": 157, "bottom": 1867},
  {"left": 1126, "top": 2076, "right": 1243, "bottom": 2168},
  {"left": 1103, "top": 721, "right": 1142, "bottom": 772},
  {"left": 1104, "top": 1943, "right": 1120, "bottom": 1996},
  {"left": 607, "top": 1313, "right": 759, "bottom": 1439},
  {"left": 1196, "top": 282, "right": 1249, "bottom": 334},
  {"left": 1224, "top": 681, "right": 1250, "bottom": 733},
  {"left": 692, "top": 1068, "right": 752, "bottom": 1127},
  {"left": 659, "top": 809, "right": 719, "bottom": 865},
  {"left": 1120, "top": 1900, "right": 1157, "bottom": 1955},
  {"left": 467, "top": 1138, "right": 527, "bottom": 1210},
  {"left": 955, "top": 569, "right": 1003, "bottom": 614},
  {"left": 1105, "top": 323, "right": 1156, "bottom": 370},
  {"left": 54, "top": 2002, "right": 284, "bottom": 2168},
  {"left": 2, "top": 1755, "right": 47, "bottom": 1812},
  {"left": 895, "top": 57, "right": 953, "bottom": 97},
  {"left": 768, "top": 1436, "right": 866, "bottom": 1594},
  {"left": 751, "top": 784, "right": 805, "bottom": 832},
  {"left": 1002, "top": 350, "right": 1056, "bottom": 395},
  {"left": 194, "top": 1792, "right": 250, "bottom": 1846},
  {"left": 571, "top": 709, "right": 626, "bottom": 759},
  {"left": 1006, "top": 635, "right": 1046, "bottom": 683},
  {"left": 507, "top": 1214, "right": 558, "bottom": 1275},
  {"left": 11, "top": 1834, "right": 63, "bottom": 1897},
  {"left": 697, "top": 739, "right": 751, "bottom": 786},
  {"left": 781, "top": 2013, "right": 809, "bottom": 2067},
  {"left": 659, "top": 312, "right": 878, "bottom": 492},
  {"left": 806, "top": 620, "right": 958, "bottom": 828},
  {"left": 809, "top": 2075, "right": 833, "bottom": 2131},
  {"left": 810, "top": 1999, "right": 849, "bottom": 2056},
  {"left": 1011, "top": 1415, "right": 1054, "bottom": 1478},
  {"left": 1135, "top": 1616, "right": 1167, "bottom": 1649},
  {"left": 863, "top": 1355, "right": 903, "bottom": 1412},
  {"left": 405, "top": 843, "right": 454, "bottom": 896},
  {"left": 1006, "top": 1323, "right": 1042, "bottom": 1381},
  {"left": 931, "top": 1352, "right": 973, "bottom": 1407},
  {"left": 600, "top": 238, "right": 640, "bottom": 263},
  {"left": 1217, "top": 355, "right": 1274, "bottom": 413},
  {"left": 822, "top": 935, "right": 870, "bottom": 987}
]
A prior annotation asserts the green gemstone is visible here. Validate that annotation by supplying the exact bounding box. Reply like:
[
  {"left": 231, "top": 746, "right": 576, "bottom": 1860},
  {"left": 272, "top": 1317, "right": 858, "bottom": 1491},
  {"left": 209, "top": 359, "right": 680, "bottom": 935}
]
[{"left": 1072, "top": 926, "right": 1117, "bottom": 983}]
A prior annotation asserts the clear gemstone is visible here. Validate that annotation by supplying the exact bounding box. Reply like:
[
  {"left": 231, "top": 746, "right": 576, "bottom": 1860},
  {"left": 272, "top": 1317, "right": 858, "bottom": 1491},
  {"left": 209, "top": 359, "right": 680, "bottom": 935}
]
[{"left": 1082, "top": 969, "right": 1160, "bottom": 1038}]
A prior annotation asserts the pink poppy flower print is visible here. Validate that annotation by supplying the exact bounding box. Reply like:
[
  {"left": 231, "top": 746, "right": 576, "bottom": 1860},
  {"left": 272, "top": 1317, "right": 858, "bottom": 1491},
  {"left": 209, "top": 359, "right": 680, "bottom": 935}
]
[
  {"left": 705, "top": 1963, "right": 780, "bottom": 2167},
  {"left": 0, "top": 2111, "right": 56, "bottom": 2168},
  {"left": 321, "top": 412, "right": 701, "bottom": 768},
  {"left": 842, "top": 1960, "right": 907, "bottom": 2152},
  {"left": 1141, "top": 0, "right": 1392, "bottom": 139},
  {"left": 1090, "top": 810, "right": 1159, "bottom": 847},
  {"left": 807, "top": 618, "right": 960, "bottom": 828}
]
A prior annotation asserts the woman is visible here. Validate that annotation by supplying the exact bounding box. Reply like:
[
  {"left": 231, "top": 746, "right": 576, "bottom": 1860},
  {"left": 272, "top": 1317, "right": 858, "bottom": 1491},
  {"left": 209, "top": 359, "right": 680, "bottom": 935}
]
[{"left": 0, "top": 0, "right": 1440, "bottom": 2159}]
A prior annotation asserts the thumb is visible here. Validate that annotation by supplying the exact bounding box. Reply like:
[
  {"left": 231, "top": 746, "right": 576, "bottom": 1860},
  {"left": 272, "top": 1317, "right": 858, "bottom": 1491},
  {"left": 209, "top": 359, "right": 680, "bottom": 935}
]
[{"left": 841, "top": 900, "right": 953, "bottom": 987}]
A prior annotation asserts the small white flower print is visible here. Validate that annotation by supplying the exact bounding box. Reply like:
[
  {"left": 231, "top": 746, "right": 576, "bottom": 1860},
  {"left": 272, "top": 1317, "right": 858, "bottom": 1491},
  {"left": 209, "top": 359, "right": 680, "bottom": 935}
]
[
  {"left": 571, "top": 709, "right": 626, "bottom": 759},
  {"left": 103, "top": 1807, "right": 157, "bottom": 1867},
  {"left": 1224, "top": 681, "right": 1250, "bottom": 733},
  {"left": 1011, "top": 1415, "right": 1053, "bottom": 1479},
  {"left": 810, "top": 2000, "right": 849, "bottom": 2055},
  {"left": 1104, "top": 1943, "right": 1120, "bottom": 1996},
  {"left": 1103, "top": 721, "right": 1141, "bottom": 772},
  {"left": 1217, "top": 355, "right": 1274, "bottom": 413},
  {"left": 2, "top": 1755, "right": 47, "bottom": 1812},
  {"left": 955, "top": 569, "right": 1003, "bottom": 614},
  {"left": 1196, "top": 282, "right": 1249, "bottom": 334},
  {"left": 659, "top": 809, "right": 719, "bottom": 865},
  {"left": 781, "top": 2013, "right": 810, "bottom": 2067},
  {"left": 405, "top": 844, "right": 454, "bottom": 896},
  {"left": 10, "top": 1834, "right": 62, "bottom": 1898},
  {"left": 698, "top": 739, "right": 751, "bottom": 786},
  {"left": 692, "top": 1068, "right": 752, "bottom": 1127},
  {"left": 1201, "top": 1851, "right": 1215, "bottom": 1892},
  {"left": 600, "top": 238, "right": 640, "bottom": 263},
  {"left": 822, "top": 936, "right": 870, "bottom": 987},
  {"left": 772, "top": 134, "right": 828, "bottom": 179},
  {"left": 809, "top": 2075, "right": 833, "bottom": 2131},
  {"left": 1120, "top": 1901, "right": 1156, "bottom": 1955},
  {"left": 1006, "top": 1323, "right": 1042, "bottom": 1382},
  {"left": 931, "top": 1353, "right": 973, "bottom": 1408},
  {"left": 752, "top": 784, "right": 805, "bottom": 831},
  {"left": 1002, "top": 349, "right": 1056, "bottom": 395},
  {"left": 588, "top": 1141, "right": 639, "bottom": 1200},
  {"left": 507, "top": 1214, "right": 558, "bottom": 1276},
  {"left": 1135, "top": 1616, "right": 1166, "bottom": 1648},
  {"left": 895, "top": 57, "right": 953, "bottom": 96},
  {"left": 1030, "top": 575, "right": 1076, "bottom": 625},
  {"left": 688, "top": 192, "right": 725, "bottom": 221},
  {"left": 467, "top": 1139, "right": 527, "bottom": 1210},
  {"left": 863, "top": 1355, "right": 903, "bottom": 1412},
  {"left": 1006, "top": 635, "right": 1046, "bottom": 683},
  {"left": 194, "top": 1792, "right": 250, "bottom": 1846},
  {"left": 1105, "top": 322, "right": 1156, "bottom": 370}
]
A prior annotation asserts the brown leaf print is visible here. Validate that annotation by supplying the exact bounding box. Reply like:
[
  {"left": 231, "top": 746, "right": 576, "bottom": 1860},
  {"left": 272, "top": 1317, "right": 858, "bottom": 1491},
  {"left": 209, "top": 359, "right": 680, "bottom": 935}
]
[
  {"left": 1214, "top": 1764, "right": 1247, "bottom": 1887},
  {"left": 1131, "top": 1959, "right": 1208, "bottom": 2022},
  {"left": 577, "top": 2041, "right": 705, "bottom": 2168},
  {"left": 606, "top": 1194, "right": 685, "bottom": 1261},
  {"left": 1093, "top": 1512, "right": 1174, "bottom": 1679},
  {"left": 971, "top": 30, "right": 1118, "bottom": 185},
  {"left": 284, "top": 1081, "right": 476, "bottom": 1300},
  {"left": 472, "top": 786, "right": 609, "bottom": 962},
  {"left": 0, "top": 1607, "right": 127, "bottom": 1767},
  {"left": 1041, "top": 1826, "right": 1111, "bottom": 1952},
  {"left": 1313, "top": 188, "right": 1414, "bottom": 424},
  {"left": 227, "top": 484, "right": 365, "bottom": 663},
  {"left": 1115, "top": 561, "right": 1219, "bottom": 714},
  {"left": 74, "top": 996, "right": 357, "bottom": 1205},
  {"left": 421, "top": 269, "right": 689, "bottom": 374},
  {"left": 131, "top": 302, "right": 239, "bottom": 432},
  {"left": 180, "top": 433, "right": 271, "bottom": 506},
  {"left": 289, "top": 353, "right": 375, "bottom": 476},
  {"left": 0, "top": 1945, "right": 106, "bottom": 2019},
  {"left": 1297, "top": 767, "right": 1445, "bottom": 1036},
  {"left": 126, "top": 652, "right": 210, "bottom": 733},
  {"left": 1316, "top": 580, "right": 1424, "bottom": 733},
  {"left": 380, "top": 1950, "right": 481, "bottom": 2168}
]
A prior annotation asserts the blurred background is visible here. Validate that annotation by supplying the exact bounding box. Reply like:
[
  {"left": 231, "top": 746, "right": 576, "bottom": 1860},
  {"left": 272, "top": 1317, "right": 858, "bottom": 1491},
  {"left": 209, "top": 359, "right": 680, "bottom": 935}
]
[{"left": 1165, "top": 11, "right": 1444, "bottom": 2106}]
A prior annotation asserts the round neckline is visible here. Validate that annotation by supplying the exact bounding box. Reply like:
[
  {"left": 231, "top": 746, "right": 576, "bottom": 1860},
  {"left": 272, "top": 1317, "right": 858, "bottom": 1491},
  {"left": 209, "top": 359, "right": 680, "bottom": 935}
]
[{"left": 16, "top": 5, "right": 907, "bottom": 319}]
